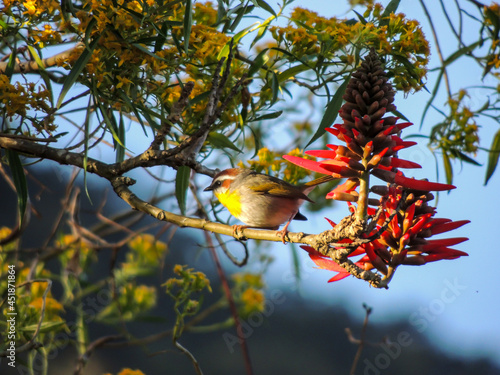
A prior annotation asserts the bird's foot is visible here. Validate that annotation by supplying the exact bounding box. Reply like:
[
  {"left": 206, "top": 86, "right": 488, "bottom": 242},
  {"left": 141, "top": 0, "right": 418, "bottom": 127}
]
[{"left": 232, "top": 225, "right": 248, "bottom": 241}]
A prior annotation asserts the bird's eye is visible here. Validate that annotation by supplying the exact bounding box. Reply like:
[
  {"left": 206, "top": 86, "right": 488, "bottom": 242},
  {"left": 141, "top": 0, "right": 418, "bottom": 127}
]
[{"left": 214, "top": 180, "right": 222, "bottom": 188}]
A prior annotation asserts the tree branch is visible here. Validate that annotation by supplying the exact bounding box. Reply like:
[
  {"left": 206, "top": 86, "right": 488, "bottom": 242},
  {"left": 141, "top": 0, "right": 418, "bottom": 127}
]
[
  {"left": 0, "top": 43, "right": 83, "bottom": 75},
  {"left": 110, "top": 176, "right": 385, "bottom": 287}
]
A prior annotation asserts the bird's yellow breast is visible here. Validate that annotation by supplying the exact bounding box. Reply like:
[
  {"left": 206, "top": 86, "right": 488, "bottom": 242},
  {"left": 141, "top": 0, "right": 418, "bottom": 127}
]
[{"left": 215, "top": 190, "right": 242, "bottom": 219}]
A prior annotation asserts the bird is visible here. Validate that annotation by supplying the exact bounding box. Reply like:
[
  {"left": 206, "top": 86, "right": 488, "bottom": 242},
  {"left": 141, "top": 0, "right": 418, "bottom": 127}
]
[{"left": 204, "top": 168, "right": 334, "bottom": 242}]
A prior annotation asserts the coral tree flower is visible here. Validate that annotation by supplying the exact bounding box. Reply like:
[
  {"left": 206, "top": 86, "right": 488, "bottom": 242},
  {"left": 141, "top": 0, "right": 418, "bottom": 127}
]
[{"left": 284, "top": 49, "right": 469, "bottom": 283}]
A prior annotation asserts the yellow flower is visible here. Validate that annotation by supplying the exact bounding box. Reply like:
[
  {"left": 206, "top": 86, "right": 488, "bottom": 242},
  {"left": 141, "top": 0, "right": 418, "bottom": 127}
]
[
  {"left": 118, "top": 369, "right": 146, "bottom": 375},
  {"left": 23, "top": 0, "right": 37, "bottom": 15},
  {"left": 116, "top": 75, "right": 133, "bottom": 89},
  {"left": 241, "top": 287, "right": 265, "bottom": 314}
]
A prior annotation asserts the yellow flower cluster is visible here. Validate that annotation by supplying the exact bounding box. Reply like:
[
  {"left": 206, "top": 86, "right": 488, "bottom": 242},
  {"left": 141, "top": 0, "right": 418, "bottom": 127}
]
[
  {"left": 188, "top": 25, "right": 231, "bottom": 65},
  {"left": 126, "top": 234, "right": 168, "bottom": 268},
  {"left": 194, "top": 1, "right": 218, "bottom": 25},
  {"left": 106, "top": 282, "right": 157, "bottom": 321},
  {"left": 165, "top": 264, "right": 212, "bottom": 294},
  {"left": 57, "top": 234, "right": 96, "bottom": 271},
  {"left": 445, "top": 90, "right": 480, "bottom": 154},
  {"left": 8, "top": 267, "right": 66, "bottom": 336},
  {"left": 269, "top": 5, "right": 429, "bottom": 92},
  {"left": 232, "top": 272, "right": 266, "bottom": 317},
  {"left": 3, "top": 0, "right": 61, "bottom": 18},
  {"left": 103, "top": 369, "right": 145, "bottom": 375},
  {"left": 241, "top": 287, "right": 265, "bottom": 314},
  {"left": 30, "top": 24, "right": 62, "bottom": 48},
  {"left": 0, "top": 76, "right": 53, "bottom": 130}
]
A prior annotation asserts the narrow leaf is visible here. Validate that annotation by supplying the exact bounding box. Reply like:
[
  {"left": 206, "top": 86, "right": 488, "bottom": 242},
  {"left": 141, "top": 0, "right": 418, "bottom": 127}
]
[
  {"left": 380, "top": 0, "right": 400, "bottom": 25},
  {"left": 5, "top": 150, "right": 28, "bottom": 226},
  {"left": 306, "top": 77, "right": 349, "bottom": 148},
  {"left": 183, "top": 0, "right": 193, "bottom": 54},
  {"left": 5, "top": 41, "right": 17, "bottom": 78},
  {"left": 20, "top": 321, "right": 66, "bottom": 333},
  {"left": 444, "top": 41, "right": 481, "bottom": 66},
  {"left": 175, "top": 166, "right": 191, "bottom": 215},
  {"left": 442, "top": 151, "right": 453, "bottom": 186},
  {"left": 254, "top": 0, "right": 276, "bottom": 17},
  {"left": 96, "top": 101, "right": 125, "bottom": 148},
  {"left": 250, "top": 110, "right": 283, "bottom": 122},
  {"left": 270, "top": 71, "right": 279, "bottom": 106},
  {"left": 277, "top": 64, "right": 310, "bottom": 83},
  {"left": 207, "top": 132, "right": 242, "bottom": 153},
  {"left": 485, "top": 128, "right": 500, "bottom": 185},
  {"left": 247, "top": 49, "right": 269, "bottom": 78},
  {"left": 352, "top": 10, "right": 367, "bottom": 25},
  {"left": 116, "top": 112, "right": 125, "bottom": 163},
  {"left": 455, "top": 150, "right": 481, "bottom": 166},
  {"left": 57, "top": 23, "right": 100, "bottom": 108}
]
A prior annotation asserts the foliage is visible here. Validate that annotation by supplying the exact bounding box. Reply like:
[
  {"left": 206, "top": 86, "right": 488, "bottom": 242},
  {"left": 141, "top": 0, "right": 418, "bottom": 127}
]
[{"left": 0, "top": 0, "right": 495, "bottom": 373}]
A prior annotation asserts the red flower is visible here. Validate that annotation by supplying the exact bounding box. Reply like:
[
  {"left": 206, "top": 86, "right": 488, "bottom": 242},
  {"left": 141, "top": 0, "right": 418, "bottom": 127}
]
[{"left": 282, "top": 49, "right": 469, "bottom": 284}]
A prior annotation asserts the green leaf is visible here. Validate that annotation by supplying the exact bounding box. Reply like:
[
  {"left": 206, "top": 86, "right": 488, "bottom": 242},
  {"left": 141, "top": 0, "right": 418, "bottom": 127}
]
[
  {"left": 485, "top": 129, "right": 500, "bottom": 185},
  {"left": 391, "top": 53, "right": 424, "bottom": 86},
  {"left": 20, "top": 321, "right": 66, "bottom": 333},
  {"left": 392, "top": 108, "right": 410, "bottom": 122},
  {"left": 175, "top": 166, "right": 191, "bottom": 216},
  {"left": 442, "top": 151, "right": 453, "bottom": 186},
  {"left": 250, "top": 110, "right": 283, "bottom": 122},
  {"left": 56, "top": 21, "right": 100, "bottom": 108},
  {"left": 270, "top": 71, "right": 279, "bottom": 106},
  {"left": 217, "top": 25, "right": 251, "bottom": 60},
  {"left": 251, "top": 0, "right": 276, "bottom": 17},
  {"left": 250, "top": 24, "right": 268, "bottom": 49},
  {"left": 248, "top": 126, "right": 261, "bottom": 159},
  {"left": 453, "top": 150, "right": 481, "bottom": 166},
  {"left": 96, "top": 101, "right": 125, "bottom": 148},
  {"left": 82, "top": 95, "right": 93, "bottom": 202},
  {"left": 306, "top": 76, "right": 349, "bottom": 148},
  {"left": 352, "top": 10, "right": 367, "bottom": 25},
  {"left": 183, "top": 0, "right": 193, "bottom": 54},
  {"left": 131, "top": 42, "right": 169, "bottom": 61},
  {"left": 228, "top": 3, "right": 253, "bottom": 33},
  {"left": 247, "top": 49, "right": 269, "bottom": 78},
  {"left": 207, "top": 132, "right": 242, "bottom": 153},
  {"left": 116, "top": 113, "right": 126, "bottom": 163},
  {"left": 5, "top": 150, "right": 28, "bottom": 226},
  {"left": 277, "top": 64, "right": 311, "bottom": 83},
  {"left": 116, "top": 90, "right": 149, "bottom": 136},
  {"left": 420, "top": 69, "right": 444, "bottom": 129},
  {"left": 5, "top": 41, "right": 17, "bottom": 78},
  {"left": 444, "top": 41, "right": 481, "bottom": 67}
]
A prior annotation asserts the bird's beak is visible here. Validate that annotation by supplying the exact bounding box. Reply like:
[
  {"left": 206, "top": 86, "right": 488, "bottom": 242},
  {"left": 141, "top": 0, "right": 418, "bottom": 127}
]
[{"left": 203, "top": 185, "right": 213, "bottom": 192}]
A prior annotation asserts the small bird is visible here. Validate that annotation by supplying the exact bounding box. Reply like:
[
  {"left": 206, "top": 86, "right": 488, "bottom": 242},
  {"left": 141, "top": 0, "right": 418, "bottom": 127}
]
[{"left": 204, "top": 168, "right": 334, "bottom": 242}]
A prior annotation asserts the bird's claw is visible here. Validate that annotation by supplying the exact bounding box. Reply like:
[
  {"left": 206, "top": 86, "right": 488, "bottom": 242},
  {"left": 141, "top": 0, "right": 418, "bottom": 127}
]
[{"left": 232, "top": 225, "right": 248, "bottom": 241}]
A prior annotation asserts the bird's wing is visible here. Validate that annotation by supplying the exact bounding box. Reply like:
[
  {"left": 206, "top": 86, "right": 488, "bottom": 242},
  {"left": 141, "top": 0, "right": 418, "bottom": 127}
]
[{"left": 249, "top": 182, "right": 314, "bottom": 202}]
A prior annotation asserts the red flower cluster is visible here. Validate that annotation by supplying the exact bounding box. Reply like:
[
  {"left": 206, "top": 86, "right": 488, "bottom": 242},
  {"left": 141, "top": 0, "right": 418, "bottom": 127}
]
[{"left": 284, "top": 49, "right": 469, "bottom": 283}]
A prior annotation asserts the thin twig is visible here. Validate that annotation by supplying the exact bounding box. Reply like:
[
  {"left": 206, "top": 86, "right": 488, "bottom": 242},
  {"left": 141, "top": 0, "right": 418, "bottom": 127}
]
[
  {"left": 420, "top": 0, "right": 452, "bottom": 96},
  {"left": 348, "top": 304, "right": 373, "bottom": 375},
  {"left": 73, "top": 335, "right": 123, "bottom": 375}
]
